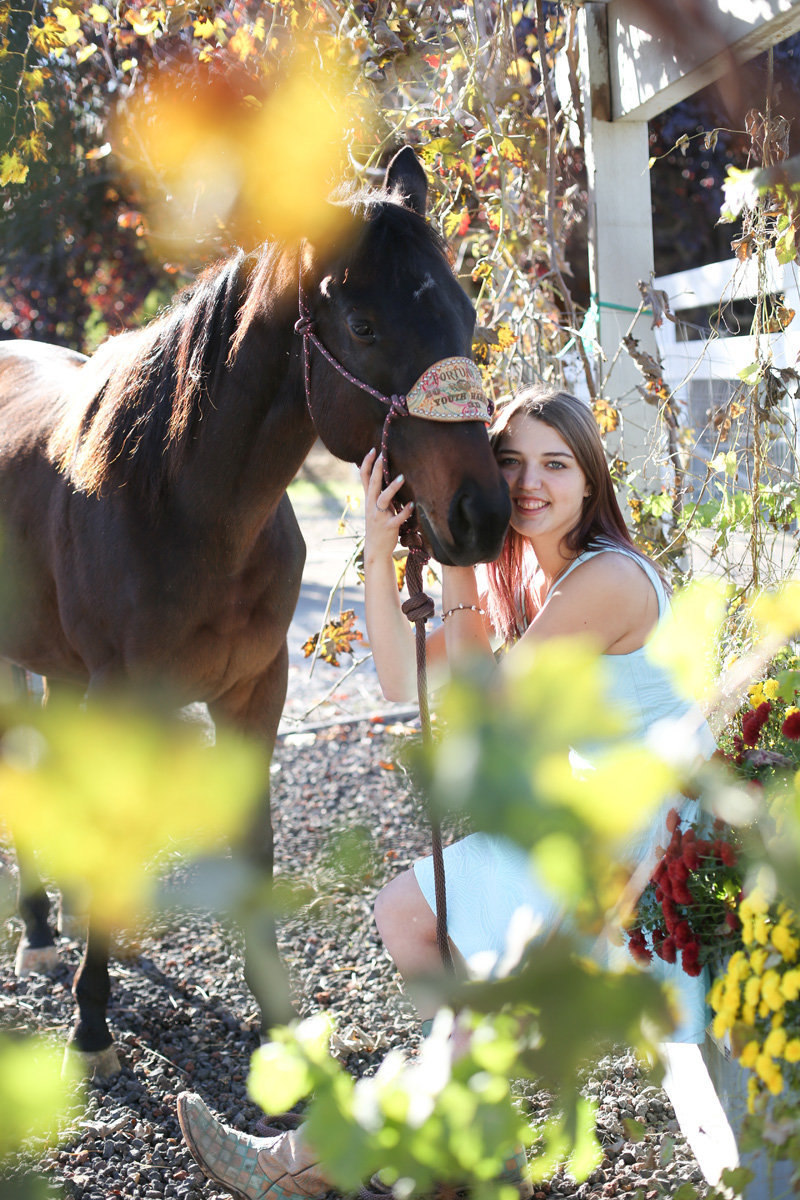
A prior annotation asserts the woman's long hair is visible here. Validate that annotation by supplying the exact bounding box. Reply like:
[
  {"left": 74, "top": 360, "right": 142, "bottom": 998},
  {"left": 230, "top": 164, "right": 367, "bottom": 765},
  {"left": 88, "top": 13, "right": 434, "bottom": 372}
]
[{"left": 485, "top": 386, "right": 656, "bottom": 643}]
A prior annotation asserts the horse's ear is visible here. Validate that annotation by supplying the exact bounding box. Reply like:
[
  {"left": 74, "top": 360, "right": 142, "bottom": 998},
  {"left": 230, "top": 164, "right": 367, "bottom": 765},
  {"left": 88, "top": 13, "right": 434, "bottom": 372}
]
[{"left": 384, "top": 146, "right": 428, "bottom": 217}]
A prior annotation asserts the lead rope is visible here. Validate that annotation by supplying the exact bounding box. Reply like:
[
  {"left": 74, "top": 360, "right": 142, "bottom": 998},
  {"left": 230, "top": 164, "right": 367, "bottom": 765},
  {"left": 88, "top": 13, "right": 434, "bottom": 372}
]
[{"left": 399, "top": 532, "right": 455, "bottom": 977}]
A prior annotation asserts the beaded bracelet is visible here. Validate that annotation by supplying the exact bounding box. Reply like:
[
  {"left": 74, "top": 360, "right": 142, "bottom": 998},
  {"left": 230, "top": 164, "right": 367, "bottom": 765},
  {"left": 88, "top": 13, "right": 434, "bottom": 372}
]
[{"left": 441, "top": 603, "right": 486, "bottom": 621}]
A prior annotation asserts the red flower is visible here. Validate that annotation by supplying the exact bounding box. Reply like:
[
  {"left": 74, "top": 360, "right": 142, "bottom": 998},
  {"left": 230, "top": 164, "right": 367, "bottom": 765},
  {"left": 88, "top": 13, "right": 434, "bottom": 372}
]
[
  {"left": 782, "top": 710, "right": 800, "bottom": 741},
  {"left": 742, "top": 701, "right": 771, "bottom": 747},
  {"left": 661, "top": 896, "right": 678, "bottom": 932},
  {"left": 627, "top": 930, "right": 652, "bottom": 965},
  {"left": 673, "top": 920, "right": 692, "bottom": 949},
  {"left": 652, "top": 859, "right": 667, "bottom": 885},
  {"left": 668, "top": 859, "right": 690, "bottom": 885},
  {"left": 717, "top": 841, "right": 736, "bottom": 867},
  {"left": 681, "top": 942, "right": 702, "bottom": 976},
  {"left": 725, "top": 910, "right": 740, "bottom": 931},
  {"left": 666, "top": 808, "right": 680, "bottom": 833},
  {"left": 672, "top": 881, "right": 693, "bottom": 905},
  {"left": 659, "top": 937, "right": 677, "bottom": 963},
  {"left": 682, "top": 841, "right": 699, "bottom": 870}
]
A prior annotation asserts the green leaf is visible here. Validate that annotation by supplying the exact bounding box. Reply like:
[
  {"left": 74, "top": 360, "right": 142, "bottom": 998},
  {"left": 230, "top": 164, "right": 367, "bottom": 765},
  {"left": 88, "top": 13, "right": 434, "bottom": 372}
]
[
  {"left": 0, "top": 1035, "right": 82, "bottom": 1161},
  {"left": 737, "top": 361, "right": 762, "bottom": 384}
]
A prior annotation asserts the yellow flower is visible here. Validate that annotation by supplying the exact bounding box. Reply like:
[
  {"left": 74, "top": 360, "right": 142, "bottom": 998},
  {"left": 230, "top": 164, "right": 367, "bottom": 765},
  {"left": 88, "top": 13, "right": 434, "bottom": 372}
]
[
  {"left": 784, "top": 705, "right": 799, "bottom": 719},
  {"left": 740, "top": 890, "right": 769, "bottom": 920},
  {"left": 742, "top": 1002, "right": 757, "bottom": 1025},
  {"left": 748, "top": 683, "right": 766, "bottom": 708},
  {"left": 709, "top": 977, "right": 724, "bottom": 1011},
  {"left": 712, "top": 1011, "right": 733, "bottom": 1039},
  {"left": 764, "top": 1027, "right": 787, "bottom": 1058},
  {"left": 747, "top": 1075, "right": 760, "bottom": 1114},
  {"left": 750, "top": 947, "right": 769, "bottom": 975},
  {"left": 739, "top": 1040, "right": 760, "bottom": 1069},
  {"left": 763, "top": 678, "right": 779, "bottom": 700},
  {"left": 727, "top": 950, "right": 751, "bottom": 981},
  {"left": 761, "top": 970, "right": 786, "bottom": 1012},
  {"left": 780, "top": 969, "right": 800, "bottom": 1002},
  {"left": 755, "top": 1053, "right": 784, "bottom": 1095},
  {"left": 754, "top": 915, "right": 771, "bottom": 945},
  {"left": 772, "top": 924, "right": 799, "bottom": 962},
  {"left": 721, "top": 986, "right": 740, "bottom": 1018},
  {"left": 744, "top": 976, "right": 762, "bottom": 1007},
  {"left": 785, "top": 1039, "right": 800, "bottom": 1064}
]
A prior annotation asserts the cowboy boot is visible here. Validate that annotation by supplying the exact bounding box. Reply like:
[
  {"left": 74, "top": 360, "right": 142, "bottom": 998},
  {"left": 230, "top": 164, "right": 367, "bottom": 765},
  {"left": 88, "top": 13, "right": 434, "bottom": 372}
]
[{"left": 177, "top": 1092, "right": 331, "bottom": 1200}]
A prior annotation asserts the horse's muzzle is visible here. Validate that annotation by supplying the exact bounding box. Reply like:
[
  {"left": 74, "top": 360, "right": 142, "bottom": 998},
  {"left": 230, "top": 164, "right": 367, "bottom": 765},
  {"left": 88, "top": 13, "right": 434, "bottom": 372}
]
[{"left": 419, "top": 480, "right": 511, "bottom": 567}]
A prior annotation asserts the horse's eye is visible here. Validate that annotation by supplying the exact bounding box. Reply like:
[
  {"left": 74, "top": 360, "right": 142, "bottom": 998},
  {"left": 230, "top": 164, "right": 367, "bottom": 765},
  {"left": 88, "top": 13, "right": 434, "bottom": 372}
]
[{"left": 347, "top": 316, "right": 375, "bottom": 342}]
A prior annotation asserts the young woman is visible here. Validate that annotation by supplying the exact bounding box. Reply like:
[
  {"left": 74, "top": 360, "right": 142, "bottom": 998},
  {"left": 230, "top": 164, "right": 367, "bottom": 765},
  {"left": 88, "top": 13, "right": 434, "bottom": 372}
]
[
  {"left": 362, "top": 385, "right": 716, "bottom": 1036},
  {"left": 177, "top": 387, "right": 721, "bottom": 1199}
]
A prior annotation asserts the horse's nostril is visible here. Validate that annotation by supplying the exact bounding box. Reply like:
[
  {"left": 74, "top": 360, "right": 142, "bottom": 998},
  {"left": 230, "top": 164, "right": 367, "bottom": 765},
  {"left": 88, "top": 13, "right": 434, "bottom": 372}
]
[{"left": 448, "top": 481, "right": 510, "bottom": 557}]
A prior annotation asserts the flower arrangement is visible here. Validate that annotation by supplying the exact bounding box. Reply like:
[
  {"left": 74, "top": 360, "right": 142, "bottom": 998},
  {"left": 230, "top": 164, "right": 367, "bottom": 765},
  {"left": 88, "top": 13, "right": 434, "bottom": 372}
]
[
  {"left": 625, "top": 809, "right": 743, "bottom": 977},
  {"left": 708, "top": 891, "right": 800, "bottom": 1111}
]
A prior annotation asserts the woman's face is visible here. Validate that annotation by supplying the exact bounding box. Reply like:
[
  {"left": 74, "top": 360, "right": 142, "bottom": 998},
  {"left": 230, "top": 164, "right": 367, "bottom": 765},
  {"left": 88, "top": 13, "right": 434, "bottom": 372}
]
[{"left": 495, "top": 416, "right": 590, "bottom": 544}]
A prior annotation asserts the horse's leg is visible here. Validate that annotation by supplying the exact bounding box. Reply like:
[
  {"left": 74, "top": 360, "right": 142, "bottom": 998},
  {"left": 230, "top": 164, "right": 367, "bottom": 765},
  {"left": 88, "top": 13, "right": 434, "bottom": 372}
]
[
  {"left": 209, "top": 644, "right": 294, "bottom": 1034},
  {"left": 64, "top": 918, "right": 120, "bottom": 1079},
  {"left": 11, "top": 669, "right": 61, "bottom": 975},
  {"left": 15, "top": 855, "right": 60, "bottom": 977}
]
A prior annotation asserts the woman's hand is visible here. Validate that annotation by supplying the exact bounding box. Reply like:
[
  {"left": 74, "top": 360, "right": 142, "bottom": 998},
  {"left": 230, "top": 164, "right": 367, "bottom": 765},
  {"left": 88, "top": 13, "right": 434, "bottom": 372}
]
[{"left": 359, "top": 448, "right": 414, "bottom": 563}]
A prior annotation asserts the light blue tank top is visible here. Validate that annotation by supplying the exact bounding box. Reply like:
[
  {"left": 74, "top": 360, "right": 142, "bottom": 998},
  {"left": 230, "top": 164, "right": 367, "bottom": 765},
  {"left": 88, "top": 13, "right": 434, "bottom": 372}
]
[{"left": 543, "top": 541, "right": 716, "bottom": 760}]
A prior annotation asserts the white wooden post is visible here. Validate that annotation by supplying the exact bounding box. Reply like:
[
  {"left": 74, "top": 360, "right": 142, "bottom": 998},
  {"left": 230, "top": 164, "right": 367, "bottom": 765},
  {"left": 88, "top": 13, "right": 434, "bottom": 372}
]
[{"left": 576, "top": 3, "right": 660, "bottom": 486}]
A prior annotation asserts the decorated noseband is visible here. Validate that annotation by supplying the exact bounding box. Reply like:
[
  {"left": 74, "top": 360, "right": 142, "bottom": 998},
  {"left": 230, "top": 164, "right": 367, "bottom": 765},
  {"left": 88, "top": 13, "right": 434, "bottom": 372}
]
[{"left": 295, "top": 277, "right": 493, "bottom": 493}]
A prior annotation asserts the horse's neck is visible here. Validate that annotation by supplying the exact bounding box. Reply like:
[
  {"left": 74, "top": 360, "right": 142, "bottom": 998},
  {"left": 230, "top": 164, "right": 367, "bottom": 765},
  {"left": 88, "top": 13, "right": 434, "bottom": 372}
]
[{"left": 176, "top": 319, "right": 315, "bottom": 553}]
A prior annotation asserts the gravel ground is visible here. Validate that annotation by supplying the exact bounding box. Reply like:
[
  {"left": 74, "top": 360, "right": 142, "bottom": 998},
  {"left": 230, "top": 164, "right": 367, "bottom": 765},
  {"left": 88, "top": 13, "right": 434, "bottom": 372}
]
[{"left": 0, "top": 717, "right": 710, "bottom": 1200}]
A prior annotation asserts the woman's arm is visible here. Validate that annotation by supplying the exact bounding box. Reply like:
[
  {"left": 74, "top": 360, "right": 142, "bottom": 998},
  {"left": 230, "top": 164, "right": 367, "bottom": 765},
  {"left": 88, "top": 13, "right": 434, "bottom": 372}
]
[{"left": 439, "top": 565, "right": 496, "bottom": 674}]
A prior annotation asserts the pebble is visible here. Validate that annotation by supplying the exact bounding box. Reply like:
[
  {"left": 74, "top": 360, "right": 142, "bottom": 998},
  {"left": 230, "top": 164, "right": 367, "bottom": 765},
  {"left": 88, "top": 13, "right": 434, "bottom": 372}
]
[{"left": 1, "top": 724, "right": 710, "bottom": 1198}]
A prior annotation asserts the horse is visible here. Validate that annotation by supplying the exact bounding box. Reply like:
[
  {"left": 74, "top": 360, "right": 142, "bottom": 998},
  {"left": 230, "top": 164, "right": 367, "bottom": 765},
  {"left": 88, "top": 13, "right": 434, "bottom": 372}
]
[{"left": 0, "top": 147, "right": 511, "bottom": 1076}]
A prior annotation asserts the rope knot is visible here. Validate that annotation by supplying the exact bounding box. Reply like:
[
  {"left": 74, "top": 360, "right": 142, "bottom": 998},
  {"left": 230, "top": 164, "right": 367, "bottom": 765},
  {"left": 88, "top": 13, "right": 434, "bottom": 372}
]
[
  {"left": 401, "top": 592, "right": 436, "bottom": 624},
  {"left": 294, "top": 315, "right": 314, "bottom": 336}
]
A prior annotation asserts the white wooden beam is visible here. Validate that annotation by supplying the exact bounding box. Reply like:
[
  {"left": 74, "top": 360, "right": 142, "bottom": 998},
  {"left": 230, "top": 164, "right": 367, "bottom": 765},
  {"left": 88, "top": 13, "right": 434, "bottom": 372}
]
[
  {"left": 599, "top": 0, "right": 800, "bottom": 122},
  {"left": 577, "top": 7, "right": 660, "bottom": 484}
]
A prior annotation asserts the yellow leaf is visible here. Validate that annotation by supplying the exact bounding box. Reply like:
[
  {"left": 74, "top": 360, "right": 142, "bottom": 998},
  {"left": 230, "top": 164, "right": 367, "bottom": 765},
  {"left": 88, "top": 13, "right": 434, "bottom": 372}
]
[
  {"left": 0, "top": 699, "right": 267, "bottom": 929},
  {"left": 34, "top": 99, "right": 54, "bottom": 122},
  {"left": 124, "top": 6, "right": 162, "bottom": 36},
  {"left": 29, "top": 17, "right": 68, "bottom": 53},
  {"left": 76, "top": 41, "right": 98, "bottom": 63},
  {"left": 89, "top": 3, "right": 111, "bottom": 22},
  {"left": 20, "top": 130, "right": 47, "bottom": 162},
  {"left": 118, "top": 43, "right": 361, "bottom": 249},
  {"left": 21, "top": 67, "right": 49, "bottom": 93},
  {"left": 193, "top": 16, "right": 215, "bottom": 38},
  {"left": 0, "top": 152, "right": 28, "bottom": 185},
  {"left": 0, "top": 1035, "right": 82, "bottom": 1159},
  {"left": 51, "top": 5, "right": 82, "bottom": 45},
  {"left": 750, "top": 582, "right": 800, "bottom": 641},
  {"left": 646, "top": 578, "right": 729, "bottom": 704}
]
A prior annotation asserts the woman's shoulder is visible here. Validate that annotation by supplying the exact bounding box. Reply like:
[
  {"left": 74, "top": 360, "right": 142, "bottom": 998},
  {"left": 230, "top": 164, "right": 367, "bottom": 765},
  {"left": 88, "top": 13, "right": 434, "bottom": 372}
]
[{"left": 569, "top": 544, "right": 658, "bottom": 597}]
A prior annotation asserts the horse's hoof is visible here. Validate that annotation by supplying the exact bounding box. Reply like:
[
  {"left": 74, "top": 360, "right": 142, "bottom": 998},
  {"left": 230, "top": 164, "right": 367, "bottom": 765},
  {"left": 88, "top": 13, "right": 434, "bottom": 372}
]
[
  {"left": 62, "top": 1043, "right": 121, "bottom": 1081},
  {"left": 14, "top": 942, "right": 60, "bottom": 977}
]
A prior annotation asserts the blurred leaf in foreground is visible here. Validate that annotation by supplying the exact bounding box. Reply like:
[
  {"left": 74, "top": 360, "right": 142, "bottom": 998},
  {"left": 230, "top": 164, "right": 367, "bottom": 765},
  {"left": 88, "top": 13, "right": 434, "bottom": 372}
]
[
  {"left": 0, "top": 1033, "right": 82, "bottom": 1161},
  {"left": 0, "top": 697, "right": 267, "bottom": 929},
  {"left": 116, "top": 40, "right": 364, "bottom": 255}
]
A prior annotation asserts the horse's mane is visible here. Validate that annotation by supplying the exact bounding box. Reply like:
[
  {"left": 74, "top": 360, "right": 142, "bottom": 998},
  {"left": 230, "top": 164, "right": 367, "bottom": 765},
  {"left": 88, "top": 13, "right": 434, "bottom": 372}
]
[{"left": 50, "top": 185, "right": 448, "bottom": 506}]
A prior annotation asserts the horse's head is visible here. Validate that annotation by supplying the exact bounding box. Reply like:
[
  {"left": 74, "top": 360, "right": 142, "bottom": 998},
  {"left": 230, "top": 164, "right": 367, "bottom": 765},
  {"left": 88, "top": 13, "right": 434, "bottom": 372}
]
[{"left": 301, "top": 147, "right": 510, "bottom": 567}]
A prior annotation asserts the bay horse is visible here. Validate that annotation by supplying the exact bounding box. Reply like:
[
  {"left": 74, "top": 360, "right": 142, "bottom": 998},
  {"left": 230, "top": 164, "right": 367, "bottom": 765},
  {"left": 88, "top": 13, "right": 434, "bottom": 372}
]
[{"left": 0, "top": 148, "right": 510, "bottom": 1075}]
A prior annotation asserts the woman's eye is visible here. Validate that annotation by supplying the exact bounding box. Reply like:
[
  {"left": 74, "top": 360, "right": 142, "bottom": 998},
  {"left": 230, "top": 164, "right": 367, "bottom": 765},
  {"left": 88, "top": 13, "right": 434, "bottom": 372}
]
[{"left": 546, "top": 460, "right": 565, "bottom": 469}]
